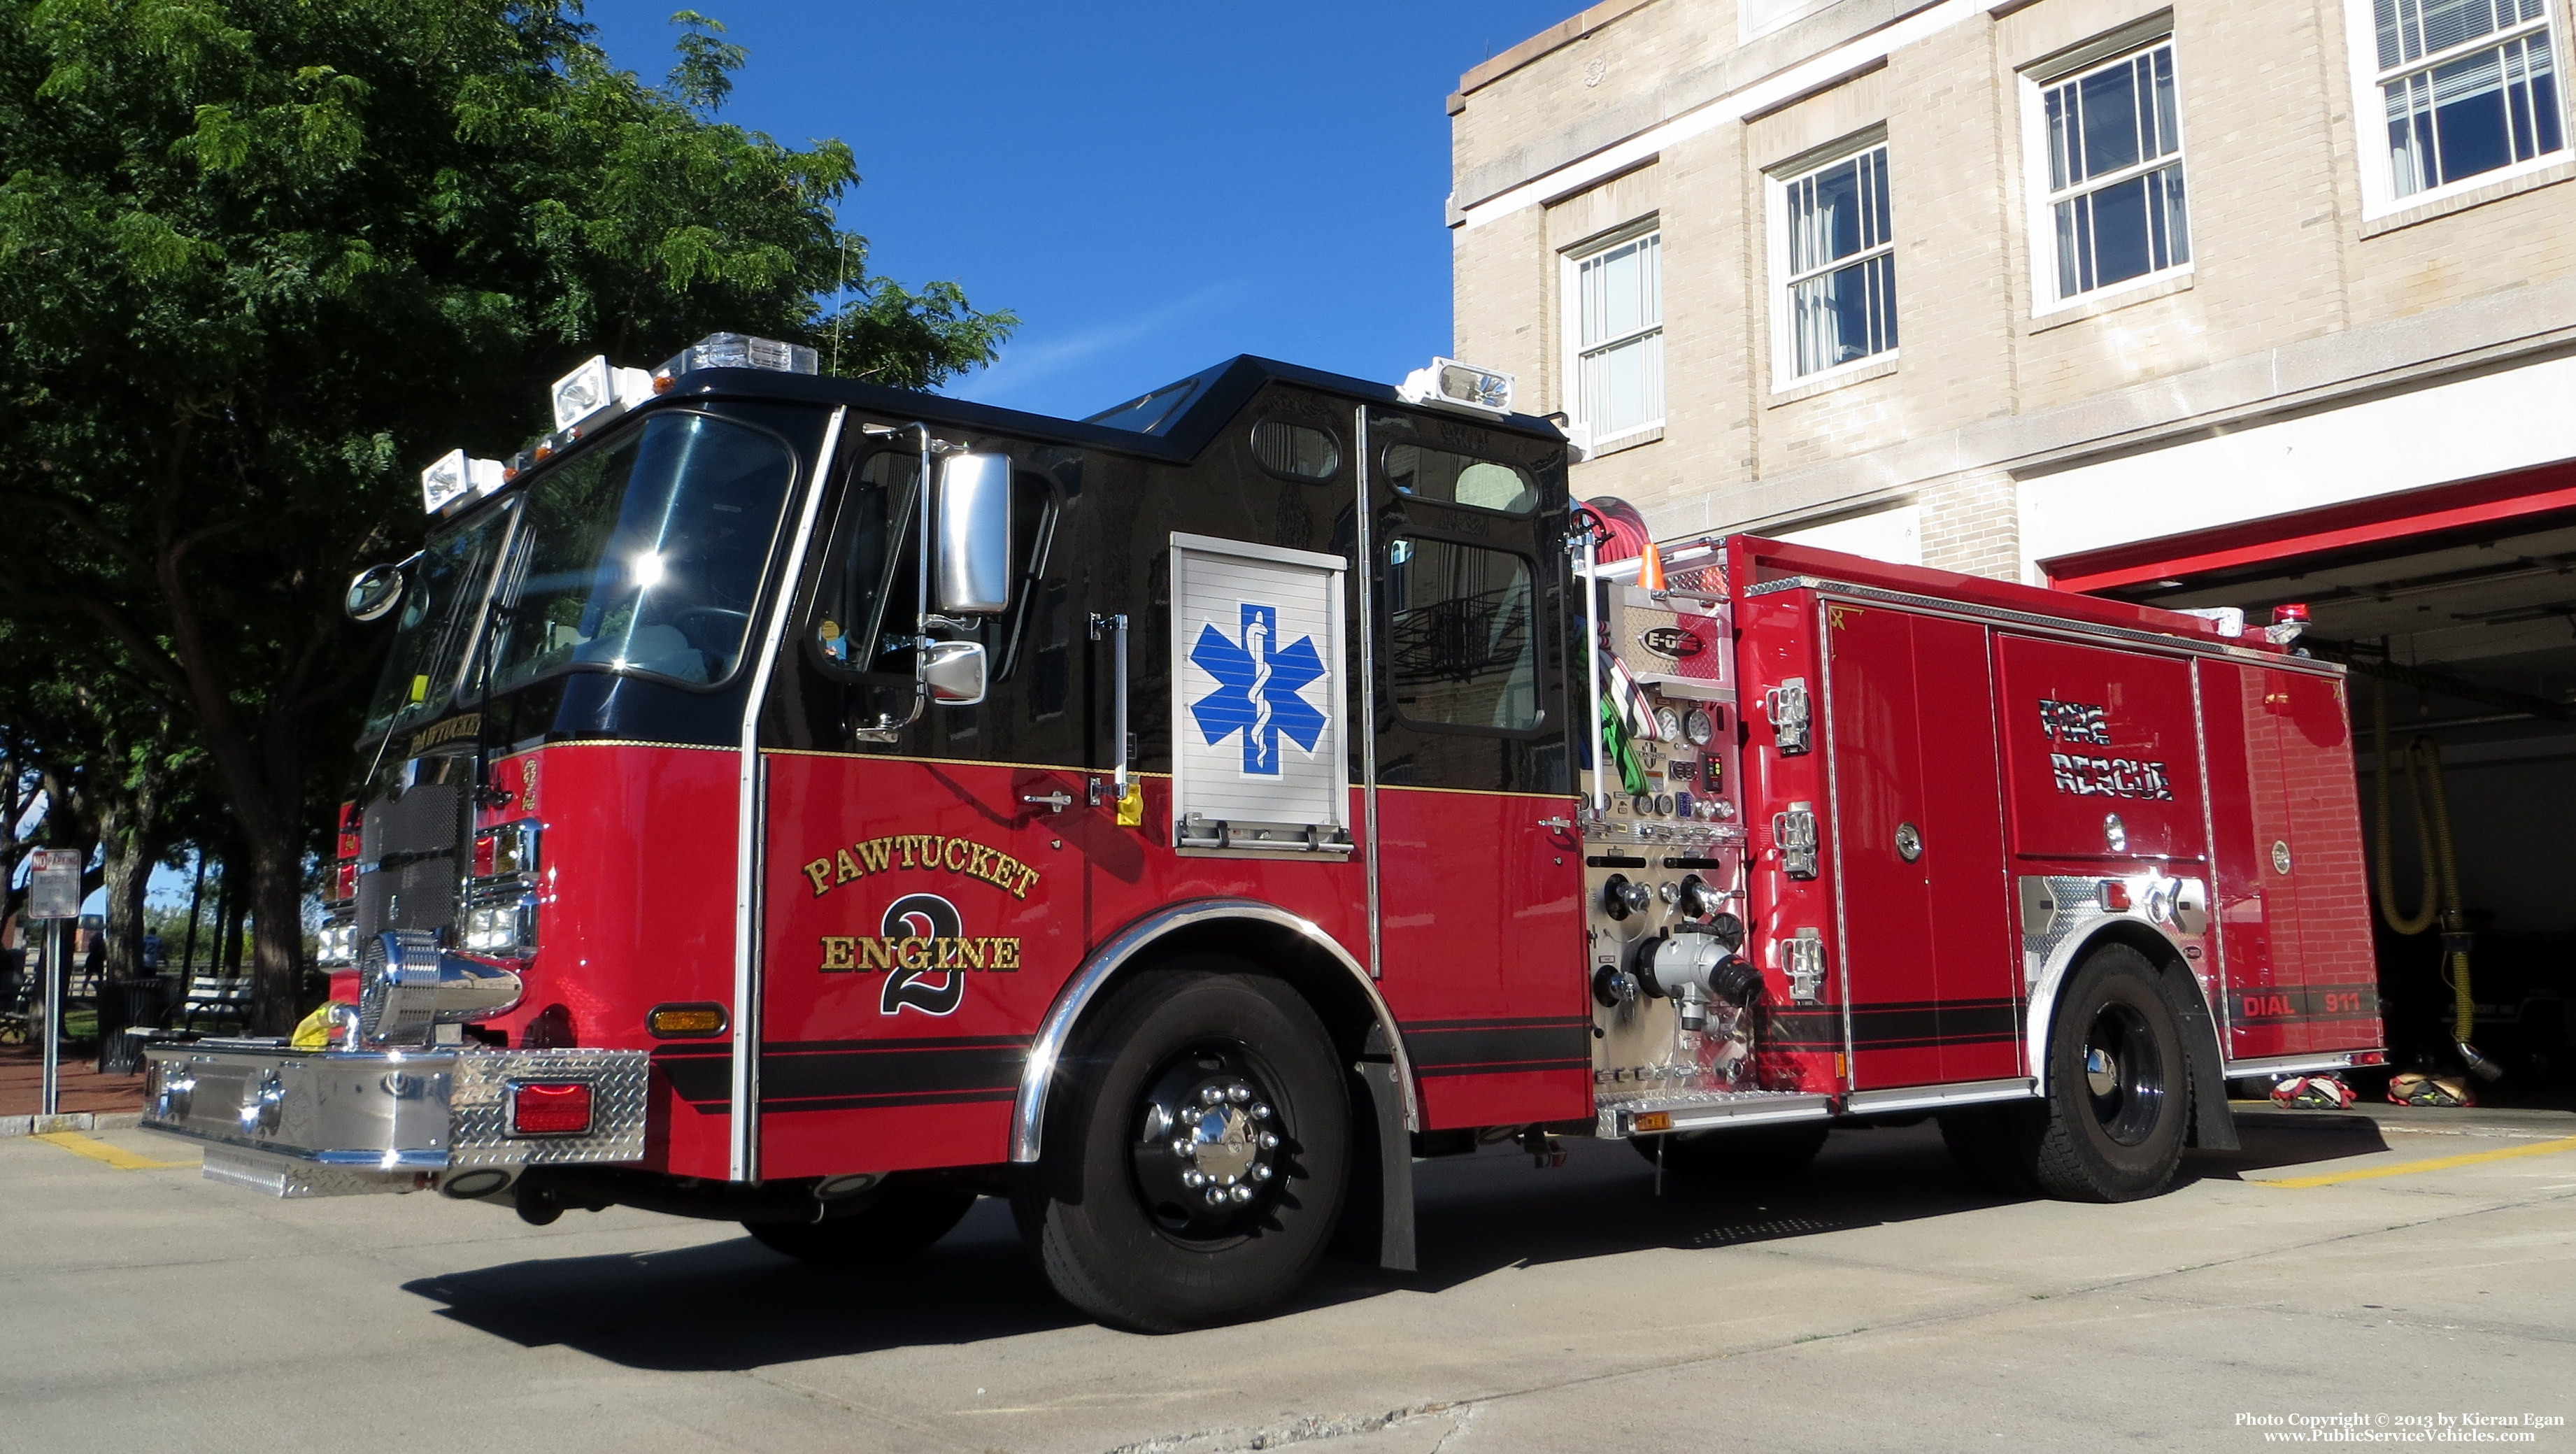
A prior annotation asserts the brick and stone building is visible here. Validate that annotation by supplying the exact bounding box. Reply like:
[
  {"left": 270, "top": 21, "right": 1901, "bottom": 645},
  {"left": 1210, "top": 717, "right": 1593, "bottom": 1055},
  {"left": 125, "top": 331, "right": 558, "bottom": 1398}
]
[{"left": 1445, "top": 0, "right": 2576, "bottom": 585}]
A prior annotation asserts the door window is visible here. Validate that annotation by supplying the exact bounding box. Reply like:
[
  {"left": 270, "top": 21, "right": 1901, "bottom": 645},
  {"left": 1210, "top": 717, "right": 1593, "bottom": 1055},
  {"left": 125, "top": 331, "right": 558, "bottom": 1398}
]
[{"left": 1383, "top": 538, "right": 1542, "bottom": 732}]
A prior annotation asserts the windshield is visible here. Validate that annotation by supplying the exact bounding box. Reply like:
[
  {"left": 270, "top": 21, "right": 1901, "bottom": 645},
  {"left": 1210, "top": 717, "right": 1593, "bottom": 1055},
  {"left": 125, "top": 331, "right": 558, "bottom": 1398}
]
[
  {"left": 361, "top": 501, "right": 518, "bottom": 738},
  {"left": 488, "top": 411, "right": 798, "bottom": 692}
]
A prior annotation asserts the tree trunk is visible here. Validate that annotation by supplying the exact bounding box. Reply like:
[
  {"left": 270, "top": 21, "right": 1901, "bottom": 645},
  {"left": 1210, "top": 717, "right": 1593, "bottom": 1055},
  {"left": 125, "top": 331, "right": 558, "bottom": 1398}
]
[
  {"left": 245, "top": 829, "right": 305, "bottom": 1034},
  {"left": 179, "top": 851, "right": 206, "bottom": 974},
  {"left": 218, "top": 878, "right": 243, "bottom": 976},
  {"left": 98, "top": 788, "right": 163, "bottom": 984}
]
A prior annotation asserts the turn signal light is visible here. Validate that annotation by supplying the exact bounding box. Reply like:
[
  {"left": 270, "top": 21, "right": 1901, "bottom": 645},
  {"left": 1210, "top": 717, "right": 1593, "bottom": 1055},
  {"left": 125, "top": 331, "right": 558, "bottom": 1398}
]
[
  {"left": 2098, "top": 881, "right": 2132, "bottom": 911},
  {"left": 646, "top": 1004, "right": 727, "bottom": 1038},
  {"left": 509, "top": 1081, "right": 593, "bottom": 1136}
]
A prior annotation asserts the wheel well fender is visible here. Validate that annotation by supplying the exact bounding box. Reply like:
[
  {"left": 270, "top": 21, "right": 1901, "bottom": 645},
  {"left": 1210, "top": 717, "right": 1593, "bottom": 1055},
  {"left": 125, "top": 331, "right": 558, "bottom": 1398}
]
[
  {"left": 1009, "top": 897, "right": 1416, "bottom": 1164},
  {"left": 2025, "top": 919, "right": 2236, "bottom": 1151}
]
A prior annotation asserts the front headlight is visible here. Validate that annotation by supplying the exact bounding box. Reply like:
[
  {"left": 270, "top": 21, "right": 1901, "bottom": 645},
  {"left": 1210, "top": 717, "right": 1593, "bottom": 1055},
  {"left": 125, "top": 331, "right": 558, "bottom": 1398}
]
[
  {"left": 460, "top": 895, "right": 537, "bottom": 957},
  {"left": 315, "top": 919, "right": 358, "bottom": 968}
]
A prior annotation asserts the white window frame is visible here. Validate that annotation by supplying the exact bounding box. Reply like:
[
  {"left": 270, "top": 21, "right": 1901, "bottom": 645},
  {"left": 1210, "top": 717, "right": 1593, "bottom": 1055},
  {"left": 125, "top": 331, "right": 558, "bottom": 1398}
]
[
  {"left": 1558, "top": 220, "right": 1665, "bottom": 450},
  {"left": 2019, "top": 29, "right": 2195, "bottom": 317},
  {"left": 1766, "top": 128, "right": 1899, "bottom": 393},
  {"left": 2342, "top": 0, "right": 2572, "bottom": 219}
]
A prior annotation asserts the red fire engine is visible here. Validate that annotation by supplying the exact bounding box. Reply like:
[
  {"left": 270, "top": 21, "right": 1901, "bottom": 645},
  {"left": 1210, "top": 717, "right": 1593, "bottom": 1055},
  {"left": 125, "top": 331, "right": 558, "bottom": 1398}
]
[{"left": 143, "top": 336, "right": 2385, "bottom": 1331}]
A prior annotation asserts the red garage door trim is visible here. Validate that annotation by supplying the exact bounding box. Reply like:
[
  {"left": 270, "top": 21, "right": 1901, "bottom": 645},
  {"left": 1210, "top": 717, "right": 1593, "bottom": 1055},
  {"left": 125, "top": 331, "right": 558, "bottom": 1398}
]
[{"left": 2042, "top": 458, "right": 2576, "bottom": 594}]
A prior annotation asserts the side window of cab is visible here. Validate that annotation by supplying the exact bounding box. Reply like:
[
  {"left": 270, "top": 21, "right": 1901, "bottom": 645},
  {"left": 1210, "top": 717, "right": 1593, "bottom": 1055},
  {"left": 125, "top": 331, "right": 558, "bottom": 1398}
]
[{"left": 804, "top": 448, "right": 1061, "bottom": 687}]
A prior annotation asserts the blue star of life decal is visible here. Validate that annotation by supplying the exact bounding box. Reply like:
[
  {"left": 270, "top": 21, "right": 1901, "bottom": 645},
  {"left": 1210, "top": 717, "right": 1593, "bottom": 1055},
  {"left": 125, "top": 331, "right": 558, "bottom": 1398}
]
[{"left": 1188, "top": 603, "right": 1327, "bottom": 776}]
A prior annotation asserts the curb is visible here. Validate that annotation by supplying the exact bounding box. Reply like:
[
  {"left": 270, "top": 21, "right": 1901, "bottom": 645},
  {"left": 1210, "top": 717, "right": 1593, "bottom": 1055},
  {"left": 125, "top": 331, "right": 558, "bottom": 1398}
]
[{"left": 0, "top": 1111, "right": 146, "bottom": 1139}]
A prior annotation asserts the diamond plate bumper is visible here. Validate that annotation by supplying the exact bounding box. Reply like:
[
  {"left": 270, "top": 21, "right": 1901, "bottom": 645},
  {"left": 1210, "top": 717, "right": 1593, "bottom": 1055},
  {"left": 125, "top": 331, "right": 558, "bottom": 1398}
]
[{"left": 140, "top": 1040, "right": 648, "bottom": 1197}]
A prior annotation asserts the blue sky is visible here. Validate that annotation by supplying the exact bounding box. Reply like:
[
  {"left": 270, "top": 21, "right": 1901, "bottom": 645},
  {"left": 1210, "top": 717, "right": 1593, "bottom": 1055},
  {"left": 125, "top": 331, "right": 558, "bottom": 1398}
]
[
  {"left": 118, "top": 1, "right": 1579, "bottom": 915},
  {"left": 579, "top": 1, "right": 1581, "bottom": 421}
]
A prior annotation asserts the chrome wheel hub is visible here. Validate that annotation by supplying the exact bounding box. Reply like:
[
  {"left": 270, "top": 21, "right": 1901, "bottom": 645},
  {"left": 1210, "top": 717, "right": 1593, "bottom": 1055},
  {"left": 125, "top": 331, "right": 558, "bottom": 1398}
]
[
  {"left": 2084, "top": 1046, "right": 2119, "bottom": 1099},
  {"left": 1132, "top": 1053, "right": 1285, "bottom": 1238}
]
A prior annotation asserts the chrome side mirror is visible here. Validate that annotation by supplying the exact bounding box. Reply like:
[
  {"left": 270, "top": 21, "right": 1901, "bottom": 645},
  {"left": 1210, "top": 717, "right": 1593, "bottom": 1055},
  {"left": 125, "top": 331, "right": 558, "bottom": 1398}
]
[
  {"left": 345, "top": 564, "right": 406, "bottom": 622},
  {"left": 934, "top": 452, "right": 1013, "bottom": 614},
  {"left": 923, "top": 639, "right": 989, "bottom": 706}
]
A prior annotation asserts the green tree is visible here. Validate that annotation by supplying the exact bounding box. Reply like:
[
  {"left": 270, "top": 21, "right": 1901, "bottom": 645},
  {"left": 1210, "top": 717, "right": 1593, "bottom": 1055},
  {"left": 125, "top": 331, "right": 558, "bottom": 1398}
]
[{"left": 0, "top": 0, "right": 1014, "bottom": 1032}]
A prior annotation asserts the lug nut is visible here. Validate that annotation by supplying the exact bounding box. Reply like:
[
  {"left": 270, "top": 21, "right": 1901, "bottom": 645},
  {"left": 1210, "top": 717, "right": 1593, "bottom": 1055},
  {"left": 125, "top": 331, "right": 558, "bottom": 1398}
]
[
  {"left": 1200, "top": 1086, "right": 1223, "bottom": 1105},
  {"left": 1204, "top": 1188, "right": 1225, "bottom": 1206},
  {"left": 1250, "top": 1164, "right": 1271, "bottom": 1182},
  {"left": 1183, "top": 1169, "right": 1207, "bottom": 1188},
  {"left": 1225, "top": 1084, "right": 1250, "bottom": 1104},
  {"left": 1260, "top": 1132, "right": 1279, "bottom": 1149},
  {"left": 1251, "top": 1104, "right": 1271, "bottom": 1120},
  {"left": 1230, "top": 1185, "right": 1254, "bottom": 1203},
  {"left": 1170, "top": 1137, "right": 1195, "bottom": 1159}
]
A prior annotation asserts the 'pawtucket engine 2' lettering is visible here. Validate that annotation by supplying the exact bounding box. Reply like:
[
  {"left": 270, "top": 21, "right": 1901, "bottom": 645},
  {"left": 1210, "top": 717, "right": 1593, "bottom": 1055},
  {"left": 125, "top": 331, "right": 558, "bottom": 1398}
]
[
  {"left": 799, "top": 834, "right": 1042, "bottom": 900},
  {"left": 818, "top": 934, "right": 1021, "bottom": 973}
]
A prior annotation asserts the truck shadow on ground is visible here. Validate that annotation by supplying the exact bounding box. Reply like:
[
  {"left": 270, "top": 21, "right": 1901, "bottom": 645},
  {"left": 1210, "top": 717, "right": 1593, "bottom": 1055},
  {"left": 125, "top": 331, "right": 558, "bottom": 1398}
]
[{"left": 402, "top": 1116, "right": 2390, "bottom": 1370}]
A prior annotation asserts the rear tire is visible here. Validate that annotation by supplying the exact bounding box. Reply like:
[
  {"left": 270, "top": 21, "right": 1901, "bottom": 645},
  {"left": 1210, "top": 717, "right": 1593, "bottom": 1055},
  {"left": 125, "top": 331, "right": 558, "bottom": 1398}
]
[
  {"left": 743, "top": 1182, "right": 979, "bottom": 1267},
  {"left": 1016, "top": 962, "right": 1349, "bottom": 1332},
  {"left": 2024, "top": 944, "right": 2191, "bottom": 1202},
  {"left": 1630, "top": 1120, "right": 1828, "bottom": 1178}
]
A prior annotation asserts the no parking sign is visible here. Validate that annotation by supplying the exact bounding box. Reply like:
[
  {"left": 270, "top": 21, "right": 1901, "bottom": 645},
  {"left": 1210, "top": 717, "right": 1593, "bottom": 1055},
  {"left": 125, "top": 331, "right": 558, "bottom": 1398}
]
[{"left": 27, "top": 848, "right": 81, "bottom": 920}]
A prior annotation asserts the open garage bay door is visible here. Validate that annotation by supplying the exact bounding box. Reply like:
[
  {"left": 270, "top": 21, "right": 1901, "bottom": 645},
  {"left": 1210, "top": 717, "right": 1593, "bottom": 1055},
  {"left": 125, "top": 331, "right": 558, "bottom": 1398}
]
[{"left": 2049, "top": 465, "right": 2576, "bottom": 1093}]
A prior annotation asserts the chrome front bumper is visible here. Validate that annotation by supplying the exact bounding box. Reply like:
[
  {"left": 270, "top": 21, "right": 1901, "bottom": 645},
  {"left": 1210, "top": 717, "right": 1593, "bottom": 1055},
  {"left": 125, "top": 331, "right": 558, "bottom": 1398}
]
[{"left": 141, "top": 1040, "right": 648, "bottom": 1197}]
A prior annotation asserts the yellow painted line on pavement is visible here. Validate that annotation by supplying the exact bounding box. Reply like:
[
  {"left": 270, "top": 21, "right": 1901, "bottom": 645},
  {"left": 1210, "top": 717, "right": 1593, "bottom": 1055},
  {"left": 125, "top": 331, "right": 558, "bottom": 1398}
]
[
  {"left": 2254, "top": 1134, "right": 2576, "bottom": 1188},
  {"left": 31, "top": 1132, "right": 194, "bottom": 1171}
]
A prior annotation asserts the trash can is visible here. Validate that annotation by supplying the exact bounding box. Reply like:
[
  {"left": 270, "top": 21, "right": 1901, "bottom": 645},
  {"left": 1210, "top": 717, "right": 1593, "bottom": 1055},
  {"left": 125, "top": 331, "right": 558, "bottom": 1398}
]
[{"left": 97, "top": 975, "right": 180, "bottom": 1075}]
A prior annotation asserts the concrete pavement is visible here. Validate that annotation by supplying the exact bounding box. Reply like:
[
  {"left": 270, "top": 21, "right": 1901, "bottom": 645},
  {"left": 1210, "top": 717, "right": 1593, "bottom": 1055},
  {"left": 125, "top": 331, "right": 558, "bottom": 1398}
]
[{"left": 1, "top": 1106, "right": 2568, "bottom": 1453}]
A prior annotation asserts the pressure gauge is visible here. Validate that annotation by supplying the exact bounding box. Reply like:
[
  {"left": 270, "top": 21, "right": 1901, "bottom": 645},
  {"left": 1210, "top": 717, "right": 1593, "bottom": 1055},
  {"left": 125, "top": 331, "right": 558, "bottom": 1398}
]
[
  {"left": 1682, "top": 706, "right": 1715, "bottom": 746},
  {"left": 1654, "top": 706, "right": 1682, "bottom": 743}
]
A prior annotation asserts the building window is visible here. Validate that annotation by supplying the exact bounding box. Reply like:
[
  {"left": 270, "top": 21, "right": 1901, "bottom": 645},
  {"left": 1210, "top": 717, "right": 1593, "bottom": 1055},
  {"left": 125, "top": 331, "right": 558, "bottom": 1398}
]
[
  {"left": 1564, "top": 227, "right": 1663, "bottom": 445},
  {"left": 2361, "top": 0, "right": 2566, "bottom": 204},
  {"left": 1774, "top": 141, "right": 1898, "bottom": 381},
  {"left": 2033, "top": 41, "right": 2192, "bottom": 304}
]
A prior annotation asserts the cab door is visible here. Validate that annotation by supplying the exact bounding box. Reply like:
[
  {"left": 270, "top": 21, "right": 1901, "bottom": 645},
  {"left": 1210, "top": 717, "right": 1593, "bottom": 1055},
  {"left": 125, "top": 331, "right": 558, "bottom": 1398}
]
[
  {"left": 1360, "top": 409, "right": 1588, "bottom": 1129},
  {"left": 752, "top": 443, "right": 1087, "bottom": 1181}
]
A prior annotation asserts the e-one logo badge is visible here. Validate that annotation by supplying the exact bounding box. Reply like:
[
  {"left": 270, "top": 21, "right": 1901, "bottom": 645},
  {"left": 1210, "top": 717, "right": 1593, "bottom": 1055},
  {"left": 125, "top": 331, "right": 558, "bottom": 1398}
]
[
  {"left": 1635, "top": 625, "right": 1703, "bottom": 661},
  {"left": 820, "top": 892, "right": 1021, "bottom": 1017}
]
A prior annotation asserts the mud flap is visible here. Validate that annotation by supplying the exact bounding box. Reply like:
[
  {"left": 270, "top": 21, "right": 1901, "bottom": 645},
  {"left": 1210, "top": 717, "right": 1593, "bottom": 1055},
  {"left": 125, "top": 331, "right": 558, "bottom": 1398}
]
[
  {"left": 2155, "top": 963, "right": 2238, "bottom": 1152},
  {"left": 1352, "top": 1034, "right": 1416, "bottom": 1271}
]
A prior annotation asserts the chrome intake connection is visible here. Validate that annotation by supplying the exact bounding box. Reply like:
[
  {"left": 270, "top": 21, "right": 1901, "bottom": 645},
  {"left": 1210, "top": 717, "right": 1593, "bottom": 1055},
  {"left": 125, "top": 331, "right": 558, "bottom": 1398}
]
[{"left": 356, "top": 929, "right": 525, "bottom": 1047}]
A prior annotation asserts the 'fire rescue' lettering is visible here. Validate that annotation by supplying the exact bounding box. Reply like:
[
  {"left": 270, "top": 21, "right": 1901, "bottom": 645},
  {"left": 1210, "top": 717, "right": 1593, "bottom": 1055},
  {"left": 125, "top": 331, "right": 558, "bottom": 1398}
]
[
  {"left": 2037, "top": 698, "right": 2113, "bottom": 745},
  {"left": 800, "top": 834, "right": 1042, "bottom": 900},
  {"left": 2036, "top": 697, "right": 2170, "bottom": 800},
  {"left": 2049, "top": 752, "right": 2174, "bottom": 801}
]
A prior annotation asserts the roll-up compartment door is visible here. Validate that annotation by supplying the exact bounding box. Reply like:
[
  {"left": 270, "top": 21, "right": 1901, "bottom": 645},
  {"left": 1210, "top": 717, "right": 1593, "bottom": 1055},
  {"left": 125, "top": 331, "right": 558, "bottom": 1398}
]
[{"left": 1167, "top": 532, "right": 1353, "bottom": 853}]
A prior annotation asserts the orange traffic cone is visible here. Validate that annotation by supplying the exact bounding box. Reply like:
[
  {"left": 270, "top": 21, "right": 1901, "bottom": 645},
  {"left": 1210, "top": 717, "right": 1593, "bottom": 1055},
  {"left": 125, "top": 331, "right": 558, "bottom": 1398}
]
[{"left": 1637, "top": 538, "right": 1666, "bottom": 592}]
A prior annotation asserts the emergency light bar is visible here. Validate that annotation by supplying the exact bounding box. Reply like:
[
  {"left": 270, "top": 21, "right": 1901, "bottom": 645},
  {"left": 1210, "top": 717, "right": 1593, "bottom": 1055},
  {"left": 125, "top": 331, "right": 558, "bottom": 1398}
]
[
  {"left": 420, "top": 448, "right": 506, "bottom": 514},
  {"left": 550, "top": 355, "right": 655, "bottom": 432},
  {"left": 652, "top": 332, "right": 818, "bottom": 390},
  {"left": 1398, "top": 356, "right": 1515, "bottom": 416}
]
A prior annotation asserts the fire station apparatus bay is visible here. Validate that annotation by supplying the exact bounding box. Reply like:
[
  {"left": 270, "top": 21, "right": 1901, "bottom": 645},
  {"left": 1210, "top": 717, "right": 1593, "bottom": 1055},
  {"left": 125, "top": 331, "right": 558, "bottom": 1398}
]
[{"left": 8, "top": 1110, "right": 2570, "bottom": 1454}]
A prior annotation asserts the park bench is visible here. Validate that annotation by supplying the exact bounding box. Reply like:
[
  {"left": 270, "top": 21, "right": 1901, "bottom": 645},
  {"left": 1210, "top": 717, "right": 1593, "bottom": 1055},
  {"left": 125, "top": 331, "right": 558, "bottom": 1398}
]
[{"left": 178, "top": 975, "right": 255, "bottom": 1032}]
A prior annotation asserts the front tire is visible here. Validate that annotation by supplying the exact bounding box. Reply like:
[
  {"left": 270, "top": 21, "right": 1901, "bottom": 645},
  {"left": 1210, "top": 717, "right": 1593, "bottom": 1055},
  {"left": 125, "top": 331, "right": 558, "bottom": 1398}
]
[
  {"left": 2025, "top": 944, "right": 2191, "bottom": 1202},
  {"left": 743, "top": 1181, "right": 979, "bottom": 1267},
  {"left": 1016, "top": 962, "right": 1350, "bottom": 1332}
]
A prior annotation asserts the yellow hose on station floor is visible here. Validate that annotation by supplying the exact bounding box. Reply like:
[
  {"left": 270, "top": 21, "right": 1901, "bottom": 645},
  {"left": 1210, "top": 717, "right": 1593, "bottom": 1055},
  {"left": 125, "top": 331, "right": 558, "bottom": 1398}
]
[{"left": 2372, "top": 683, "right": 2490, "bottom": 1074}]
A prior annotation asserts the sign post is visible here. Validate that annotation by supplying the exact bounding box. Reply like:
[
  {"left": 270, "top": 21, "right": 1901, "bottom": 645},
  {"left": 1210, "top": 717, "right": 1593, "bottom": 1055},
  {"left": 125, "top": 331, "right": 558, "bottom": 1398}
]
[{"left": 27, "top": 848, "right": 83, "bottom": 1120}]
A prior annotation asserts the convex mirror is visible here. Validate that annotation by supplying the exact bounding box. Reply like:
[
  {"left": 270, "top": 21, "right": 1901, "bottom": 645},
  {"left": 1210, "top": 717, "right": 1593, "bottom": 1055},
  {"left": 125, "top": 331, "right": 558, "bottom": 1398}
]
[
  {"left": 923, "top": 639, "right": 988, "bottom": 706},
  {"left": 346, "top": 564, "right": 406, "bottom": 623}
]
